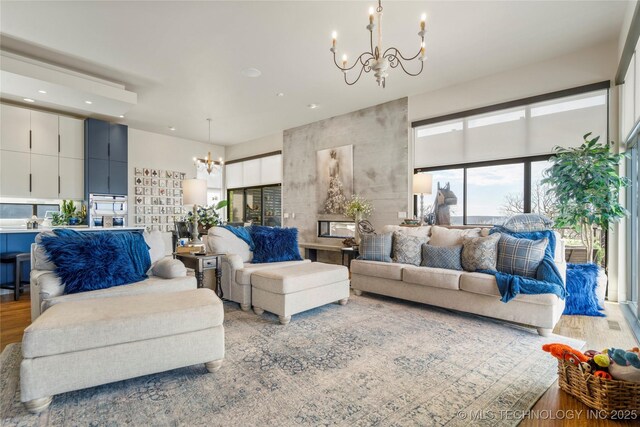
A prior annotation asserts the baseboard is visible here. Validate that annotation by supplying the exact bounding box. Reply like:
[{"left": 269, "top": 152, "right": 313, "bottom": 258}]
[{"left": 620, "top": 302, "right": 640, "bottom": 345}]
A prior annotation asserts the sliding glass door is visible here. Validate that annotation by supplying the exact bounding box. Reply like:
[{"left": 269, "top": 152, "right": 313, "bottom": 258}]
[{"left": 227, "top": 185, "right": 282, "bottom": 226}]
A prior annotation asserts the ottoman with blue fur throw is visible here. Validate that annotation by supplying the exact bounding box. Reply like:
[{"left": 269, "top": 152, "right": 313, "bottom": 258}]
[
  {"left": 20, "top": 289, "right": 225, "bottom": 414},
  {"left": 251, "top": 262, "right": 350, "bottom": 324}
]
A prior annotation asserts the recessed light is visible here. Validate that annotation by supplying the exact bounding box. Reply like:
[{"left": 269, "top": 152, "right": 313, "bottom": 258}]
[
  {"left": 277, "top": 92, "right": 285, "bottom": 97},
  {"left": 38, "top": 90, "right": 47, "bottom": 94},
  {"left": 241, "top": 68, "right": 262, "bottom": 78},
  {"left": 169, "top": 126, "right": 176, "bottom": 131},
  {"left": 119, "top": 115, "right": 125, "bottom": 118},
  {"left": 308, "top": 103, "right": 319, "bottom": 109},
  {"left": 85, "top": 100, "right": 92, "bottom": 104},
  {"left": 23, "top": 98, "right": 35, "bottom": 103}
]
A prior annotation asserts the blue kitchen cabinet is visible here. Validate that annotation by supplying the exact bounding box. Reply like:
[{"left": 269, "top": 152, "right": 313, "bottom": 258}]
[{"left": 85, "top": 119, "right": 128, "bottom": 196}]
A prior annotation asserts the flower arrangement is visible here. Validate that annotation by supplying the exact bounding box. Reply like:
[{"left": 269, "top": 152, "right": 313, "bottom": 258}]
[
  {"left": 344, "top": 195, "right": 373, "bottom": 220},
  {"left": 187, "top": 200, "right": 228, "bottom": 230}
]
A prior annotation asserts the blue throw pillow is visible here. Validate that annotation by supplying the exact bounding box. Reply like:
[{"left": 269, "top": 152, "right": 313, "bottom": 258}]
[
  {"left": 358, "top": 233, "right": 392, "bottom": 262},
  {"left": 563, "top": 263, "right": 604, "bottom": 316},
  {"left": 249, "top": 226, "right": 303, "bottom": 263},
  {"left": 40, "top": 230, "right": 151, "bottom": 295},
  {"left": 421, "top": 244, "right": 463, "bottom": 270},
  {"left": 496, "top": 233, "right": 548, "bottom": 278}
]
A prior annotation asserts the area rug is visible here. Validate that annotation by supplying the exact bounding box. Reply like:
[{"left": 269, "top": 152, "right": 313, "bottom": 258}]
[{"left": 1, "top": 292, "right": 583, "bottom": 426}]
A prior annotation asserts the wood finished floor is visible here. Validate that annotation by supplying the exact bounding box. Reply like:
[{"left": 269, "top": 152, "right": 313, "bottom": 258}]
[{"left": 1, "top": 295, "right": 638, "bottom": 425}]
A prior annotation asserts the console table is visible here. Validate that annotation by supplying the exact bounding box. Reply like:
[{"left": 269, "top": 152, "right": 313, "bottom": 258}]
[{"left": 299, "top": 243, "right": 358, "bottom": 267}]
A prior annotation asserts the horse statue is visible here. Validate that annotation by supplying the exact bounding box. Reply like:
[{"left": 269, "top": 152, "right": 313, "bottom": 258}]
[{"left": 432, "top": 182, "right": 458, "bottom": 226}]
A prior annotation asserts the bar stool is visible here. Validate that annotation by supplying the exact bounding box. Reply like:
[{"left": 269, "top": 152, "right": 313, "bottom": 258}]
[{"left": 0, "top": 252, "right": 30, "bottom": 300}]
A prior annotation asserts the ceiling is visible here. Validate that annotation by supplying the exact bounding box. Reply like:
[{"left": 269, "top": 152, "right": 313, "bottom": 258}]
[{"left": 0, "top": 1, "right": 628, "bottom": 146}]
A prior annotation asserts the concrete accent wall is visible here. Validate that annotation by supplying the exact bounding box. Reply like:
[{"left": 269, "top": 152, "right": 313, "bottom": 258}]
[{"left": 282, "top": 98, "right": 409, "bottom": 246}]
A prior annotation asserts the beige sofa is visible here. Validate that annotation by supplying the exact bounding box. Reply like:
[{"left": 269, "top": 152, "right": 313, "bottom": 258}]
[
  {"left": 30, "top": 230, "right": 196, "bottom": 321},
  {"left": 206, "top": 226, "right": 310, "bottom": 310},
  {"left": 350, "top": 225, "right": 566, "bottom": 336}
]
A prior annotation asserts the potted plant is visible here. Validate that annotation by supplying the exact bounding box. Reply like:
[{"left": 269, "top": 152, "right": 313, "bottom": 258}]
[
  {"left": 188, "top": 200, "right": 228, "bottom": 234},
  {"left": 344, "top": 195, "right": 374, "bottom": 245},
  {"left": 542, "top": 133, "right": 630, "bottom": 264},
  {"left": 52, "top": 200, "right": 86, "bottom": 226}
]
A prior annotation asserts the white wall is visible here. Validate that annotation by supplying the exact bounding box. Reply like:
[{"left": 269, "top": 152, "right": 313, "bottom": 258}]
[
  {"left": 127, "top": 127, "right": 225, "bottom": 253},
  {"left": 225, "top": 131, "right": 283, "bottom": 161},
  {"left": 409, "top": 41, "right": 617, "bottom": 123}
]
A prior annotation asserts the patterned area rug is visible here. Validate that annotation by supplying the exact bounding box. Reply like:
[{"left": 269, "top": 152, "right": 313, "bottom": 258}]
[{"left": 1, "top": 292, "right": 582, "bottom": 426}]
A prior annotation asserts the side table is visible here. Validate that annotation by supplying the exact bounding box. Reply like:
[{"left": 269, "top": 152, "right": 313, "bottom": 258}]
[
  {"left": 341, "top": 247, "right": 359, "bottom": 268},
  {"left": 174, "top": 253, "right": 223, "bottom": 299}
]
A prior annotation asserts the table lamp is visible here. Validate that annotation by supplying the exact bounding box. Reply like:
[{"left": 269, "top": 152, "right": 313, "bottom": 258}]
[
  {"left": 183, "top": 178, "right": 208, "bottom": 244},
  {"left": 413, "top": 173, "right": 433, "bottom": 223}
]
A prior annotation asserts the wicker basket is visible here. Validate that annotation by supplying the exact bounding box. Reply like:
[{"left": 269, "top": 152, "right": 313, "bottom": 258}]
[{"left": 557, "top": 359, "right": 640, "bottom": 415}]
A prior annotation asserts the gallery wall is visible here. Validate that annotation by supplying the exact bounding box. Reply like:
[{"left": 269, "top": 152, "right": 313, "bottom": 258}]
[{"left": 282, "top": 98, "right": 409, "bottom": 245}]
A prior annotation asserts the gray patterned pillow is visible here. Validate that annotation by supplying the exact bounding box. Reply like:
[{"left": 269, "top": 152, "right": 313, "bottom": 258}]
[
  {"left": 501, "top": 214, "right": 553, "bottom": 232},
  {"left": 357, "top": 233, "right": 393, "bottom": 262},
  {"left": 497, "top": 234, "right": 548, "bottom": 277},
  {"left": 392, "top": 231, "right": 424, "bottom": 266},
  {"left": 461, "top": 233, "right": 501, "bottom": 272},
  {"left": 421, "top": 244, "right": 463, "bottom": 270}
]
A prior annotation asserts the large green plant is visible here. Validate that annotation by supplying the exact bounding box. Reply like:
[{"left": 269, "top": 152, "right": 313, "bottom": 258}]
[{"left": 541, "top": 133, "right": 629, "bottom": 263}]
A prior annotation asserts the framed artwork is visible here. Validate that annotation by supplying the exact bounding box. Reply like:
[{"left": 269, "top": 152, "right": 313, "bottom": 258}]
[
  {"left": 316, "top": 145, "right": 353, "bottom": 214},
  {"left": 133, "top": 167, "right": 184, "bottom": 232}
]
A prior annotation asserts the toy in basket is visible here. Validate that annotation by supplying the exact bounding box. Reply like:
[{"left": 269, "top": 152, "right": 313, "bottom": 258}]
[{"left": 543, "top": 344, "right": 640, "bottom": 415}]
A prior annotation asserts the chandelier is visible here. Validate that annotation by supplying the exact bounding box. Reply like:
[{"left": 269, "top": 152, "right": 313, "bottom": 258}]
[
  {"left": 194, "top": 119, "right": 223, "bottom": 175},
  {"left": 330, "top": 0, "right": 427, "bottom": 88}
]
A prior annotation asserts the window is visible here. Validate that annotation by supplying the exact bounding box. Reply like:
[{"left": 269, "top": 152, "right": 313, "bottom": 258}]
[
  {"left": 467, "top": 163, "right": 524, "bottom": 225},
  {"left": 416, "top": 156, "right": 552, "bottom": 225},
  {"left": 414, "top": 82, "right": 609, "bottom": 169}
]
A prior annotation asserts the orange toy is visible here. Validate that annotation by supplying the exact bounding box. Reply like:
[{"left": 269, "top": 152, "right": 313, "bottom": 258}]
[
  {"left": 542, "top": 343, "right": 589, "bottom": 366},
  {"left": 593, "top": 371, "right": 612, "bottom": 380}
]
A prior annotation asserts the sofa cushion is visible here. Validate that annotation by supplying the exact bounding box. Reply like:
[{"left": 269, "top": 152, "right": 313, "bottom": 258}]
[
  {"left": 497, "top": 234, "right": 548, "bottom": 278},
  {"left": 32, "top": 244, "right": 56, "bottom": 271},
  {"left": 350, "top": 259, "right": 405, "bottom": 281},
  {"left": 24, "top": 289, "right": 222, "bottom": 359},
  {"left": 501, "top": 213, "right": 554, "bottom": 233},
  {"left": 429, "top": 226, "right": 483, "bottom": 247},
  {"left": 42, "top": 275, "right": 197, "bottom": 312},
  {"left": 392, "top": 231, "right": 424, "bottom": 266},
  {"left": 459, "top": 272, "right": 558, "bottom": 306},
  {"left": 402, "top": 266, "right": 462, "bottom": 291},
  {"left": 251, "top": 262, "right": 349, "bottom": 294},
  {"left": 358, "top": 233, "right": 392, "bottom": 262},
  {"left": 144, "top": 230, "right": 165, "bottom": 265},
  {"left": 421, "top": 244, "right": 463, "bottom": 271},
  {"left": 152, "top": 257, "right": 187, "bottom": 278},
  {"left": 208, "top": 226, "right": 253, "bottom": 262},
  {"left": 461, "top": 233, "right": 501, "bottom": 272},
  {"left": 381, "top": 225, "right": 431, "bottom": 240},
  {"left": 250, "top": 226, "right": 303, "bottom": 264},
  {"left": 235, "top": 260, "right": 311, "bottom": 285}
]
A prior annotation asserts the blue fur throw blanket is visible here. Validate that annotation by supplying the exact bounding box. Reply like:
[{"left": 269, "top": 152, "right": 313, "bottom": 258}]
[
  {"left": 480, "top": 226, "right": 567, "bottom": 303},
  {"left": 563, "top": 263, "right": 605, "bottom": 317},
  {"left": 40, "top": 229, "right": 151, "bottom": 295},
  {"left": 221, "top": 225, "right": 255, "bottom": 250}
]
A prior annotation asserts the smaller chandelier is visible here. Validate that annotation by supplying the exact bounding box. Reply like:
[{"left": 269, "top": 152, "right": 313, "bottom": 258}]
[
  {"left": 194, "top": 119, "right": 224, "bottom": 175},
  {"left": 330, "top": 0, "right": 427, "bottom": 88}
]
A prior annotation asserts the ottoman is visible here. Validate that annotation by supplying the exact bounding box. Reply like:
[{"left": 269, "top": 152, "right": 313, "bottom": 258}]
[
  {"left": 251, "top": 262, "right": 350, "bottom": 325},
  {"left": 20, "top": 288, "right": 225, "bottom": 414}
]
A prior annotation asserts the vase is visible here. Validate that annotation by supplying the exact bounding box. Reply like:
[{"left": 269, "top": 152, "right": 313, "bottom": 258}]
[{"left": 354, "top": 212, "right": 363, "bottom": 246}]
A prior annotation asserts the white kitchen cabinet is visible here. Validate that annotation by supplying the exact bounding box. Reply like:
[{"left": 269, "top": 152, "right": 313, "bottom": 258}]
[
  {"left": 0, "top": 104, "right": 30, "bottom": 153},
  {"left": 30, "top": 154, "right": 59, "bottom": 198},
  {"left": 59, "top": 116, "right": 84, "bottom": 159},
  {"left": 59, "top": 157, "right": 84, "bottom": 199},
  {"left": 30, "top": 110, "right": 59, "bottom": 156},
  {"left": 0, "top": 150, "right": 30, "bottom": 197}
]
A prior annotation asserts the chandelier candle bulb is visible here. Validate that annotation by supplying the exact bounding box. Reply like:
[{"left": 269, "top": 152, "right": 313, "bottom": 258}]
[
  {"left": 342, "top": 54, "right": 348, "bottom": 68},
  {"left": 332, "top": 31, "right": 337, "bottom": 49},
  {"left": 421, "top": 13, "right": 426, "bottom": 31},
  {"left": 369, "top": 7, "right": 374, "bottom": 24}
]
